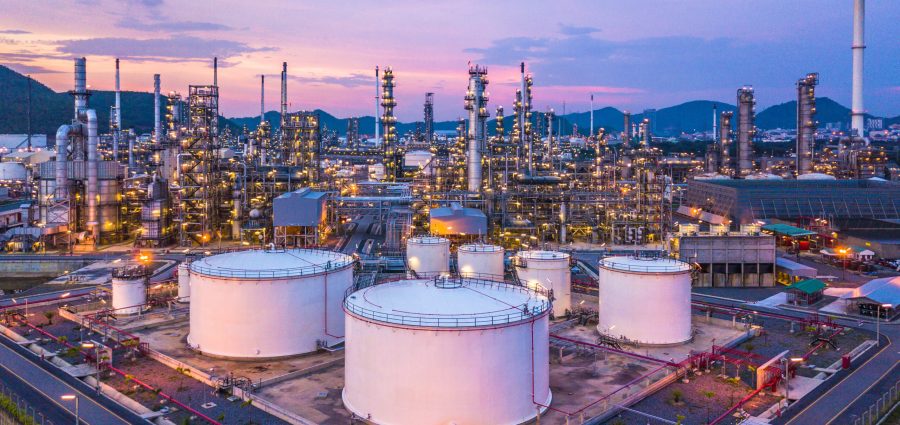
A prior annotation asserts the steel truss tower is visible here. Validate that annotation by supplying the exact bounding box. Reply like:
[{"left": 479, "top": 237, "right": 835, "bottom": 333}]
[
  {"left": 282, "top": 111, "right": 321, "bottom": 183},
  {"left": 179, "top": 85, "right": 221, "bottom": 246},
  {"left": 381, "top": 67, "right": 401, "bottom": 181},
  {"left": 424, "top": 93, "right": 434, "bottom": 144}
]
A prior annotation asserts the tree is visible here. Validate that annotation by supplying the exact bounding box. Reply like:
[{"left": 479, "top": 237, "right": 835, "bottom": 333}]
[
  {"left": 702, "top": 390, "right": 716, "bottom": 424},
  {"left": 43, "top": 311, "right": 54, "bottom": 325},
  {"left": 671, "top": 389, "right": 684, "bottom": 405},
  {"left": 176, "top": 367, "right": 191, "bottom": 392},
  {"left": 240, "top": 398, "right": 254, "bottom": 425}
]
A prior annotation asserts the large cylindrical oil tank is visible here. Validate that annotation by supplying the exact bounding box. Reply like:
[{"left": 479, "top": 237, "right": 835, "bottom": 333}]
[
  {"left": 188, "top": 248, "right": 355, "bottom": 359},
  {"left": 111, "top": 266, "right": 149, "bottom": 315},
  {"left": 457, "top": 243, "right": 505, "bottom": 279},
  {"left": 343, "top": 277, "right": 551, "bottom": 425},
  {"left": 597, "top": 256, "right": 693, "bottom": 346},
  {"left": 514, "top": 250, "right": 571, "bottom": 317},
  {"left": 177, "top": 262, "right": 190, "bottom": 303},
  {"left": 406, "top": 236, "right": 450, "bottom": 277}
]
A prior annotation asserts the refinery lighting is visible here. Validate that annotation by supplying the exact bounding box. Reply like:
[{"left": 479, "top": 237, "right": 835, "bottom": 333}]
[{"left": 0, "top": 3, "right": 894, "bottom": 423}]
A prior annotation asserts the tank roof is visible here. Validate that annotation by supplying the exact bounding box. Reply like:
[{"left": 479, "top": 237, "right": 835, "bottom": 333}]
[
  {"left": 407, "top": 235, "right": 449, "bottom": 245},
  {"left": 344, "top": 277, "right": 549, "bottom": 328},
  {"left": 599, "top": 256, "right": 692, "bottom": 273},
  {"left": 458, "top": 243, "right": 504, "bottom": 253},
  {"left": 518, "top": 250, "right": 570, "bottom": 261},
  {"left": 190, "top": 248, "right": 354, "bottom": 279}
]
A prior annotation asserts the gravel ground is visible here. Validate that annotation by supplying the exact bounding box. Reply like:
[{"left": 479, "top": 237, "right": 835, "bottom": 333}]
[{"left": 602, "top": 372, "right": 780, "bottom": 425}]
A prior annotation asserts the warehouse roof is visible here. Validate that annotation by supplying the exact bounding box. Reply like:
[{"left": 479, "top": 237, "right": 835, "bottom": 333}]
[
  {"left": 840, "top": 276, "right": 900, "bottom": 306},
  {"left": 775, "top": 257, "right": 817, "bottom": 278},
  {"left": 786, "top": 279, "right": 827, "bottom": 294},
  {"left": 762, "top": 223, "right": 816, "bottom": 237}
]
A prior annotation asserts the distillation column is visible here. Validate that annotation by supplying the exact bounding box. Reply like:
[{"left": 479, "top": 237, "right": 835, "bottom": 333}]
[
  {"left": 736, "top": 87, "right": 755, "bottom": 176},
  {"left": 424, "top": 92, "right": 434, "bottom": 144},
  {"left": 796, "top": 73, "right": 818, "bottom": 175},
  {"left": 719, "top": 111, "right": 733, "bottom": 176},
  {"left": 465, "top": 65, "right": 489, "bottom": 194},
  {"left": 381, "top": 67, "right": 399, "bottom": 181}
]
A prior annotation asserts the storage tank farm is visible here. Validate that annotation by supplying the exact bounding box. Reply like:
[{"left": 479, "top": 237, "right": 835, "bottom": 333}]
[
  {"left": 177, "top": 262, "right": 190, "bottom": 303},
  {"left": 597, "top": 256, "right": 693, "bottom": 345},
  {"left": 187, "top": 248, "right": 355, "bottom": 358},
  {"left": 405, "top": 235, "right": 450, "bottom": 277},
  {"left": 342, "top": 276, "right": 552, "bottom": 424},
  {"left": 514, "top": 250, "right": 572, "bottom": 317},
  {"left": 111, "top": 264, "right": 151, "bottom": 315},
  {"left": 457, "top": 243, "right": 505, "bottom": 280}
]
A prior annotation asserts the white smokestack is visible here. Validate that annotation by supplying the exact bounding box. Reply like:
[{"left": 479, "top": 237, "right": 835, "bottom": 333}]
[
  {"left": 114, "top": 58, "right": 121, "bottom": 160},
  {"left": 851, "top": 0, "right": 865, "bottom": 140},
  {"left": 153, "top": 74, "right": 161, "bottom": 146},
  {"left": 375, "top": 66, "right": 380, "bottom": 144},
  {"left": 260, "top": 74, "right": 265, "bottom": 125},
  {"left": 590, "top": 94, "right": 594, "bottom": 138}
]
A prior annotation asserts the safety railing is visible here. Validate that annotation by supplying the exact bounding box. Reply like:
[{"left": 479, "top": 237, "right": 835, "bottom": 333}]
[
  {"left": 852, "top": 380, "right": 900, "bottom": 425},
  {"left": 344, "top": 275, "right": 551, "bottom": 328},
  {"left": 189, "top": 249, "right": 355, "bottom": 278},
  {"left": 598, "top": 258, "right": 690, "bottom": 273}
]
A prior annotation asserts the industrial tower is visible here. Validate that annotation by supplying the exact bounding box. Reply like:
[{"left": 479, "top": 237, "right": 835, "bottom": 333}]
[
  {"left": 465, "top": 65, "right": 489, "bottom": 194},
  {"left": 381, "top": 67, "right": 400, "bottom": 181},
  {"left": 796, "top": 73, "right": 819, "bottom": 175}
]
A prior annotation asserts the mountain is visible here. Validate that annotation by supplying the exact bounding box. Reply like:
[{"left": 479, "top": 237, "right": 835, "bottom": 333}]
[
  {"left": 0, "top": 65, "right": 239, "bottom": 141},
  {"left": 2, "top": 65, "right": 895, "bottom": 140}
]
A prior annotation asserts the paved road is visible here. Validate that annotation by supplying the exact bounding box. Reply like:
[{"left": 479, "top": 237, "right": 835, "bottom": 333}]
[
  {"left": 0, "top": 335, "right": 147, "bottom": 424},
  {"left": 0, "top": 366, "right": 73, "bottom": 425},
  {"left": 693, "top": 292, "right": 900, "bottom": 425},
  {"left": 0, "top": 286, "right": 96, "bottom": 307},
  {"left": 786, "top": 324, "right": 899, "bottom": 425}
]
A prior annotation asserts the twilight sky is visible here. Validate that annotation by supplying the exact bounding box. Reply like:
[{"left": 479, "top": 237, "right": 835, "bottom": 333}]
[{"left": 1, "top": 0, "right": 897, "bottom": 121}]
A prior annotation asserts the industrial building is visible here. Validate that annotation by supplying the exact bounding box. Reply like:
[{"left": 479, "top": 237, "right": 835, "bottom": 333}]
[
  {"left": 672, "top": 223, "right": 777, "bottom": 287},
  {"left": 684, "top": 179, "right": 900, "bottom": 225}
]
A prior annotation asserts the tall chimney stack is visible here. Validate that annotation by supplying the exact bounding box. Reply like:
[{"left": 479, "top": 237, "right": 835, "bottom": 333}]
[
  {"left": 374, "top": 66, "right": 380, "bottom": 143},
  {"left": 260, "top": 74, "right": 265, "bottom": 125},
  {"left": 851, "top": 0, "right": 865, "bottom": 139},
  {"left": 153, "top": 74, "right": 161, "bottom": 147},
  {"left": 114, "top": 58, "right": 121, "bottom": 160}
]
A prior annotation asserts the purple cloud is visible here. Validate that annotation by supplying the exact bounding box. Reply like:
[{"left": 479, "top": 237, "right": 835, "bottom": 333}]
[
  {"left": 56, "top": 36, "right": 275, "bottom": 61},
  {"left": 289, "top": 73, "right": 372, "bottom": 88},
  {"left": 0, "top": 29, "right": 31, "bottom": 34}
]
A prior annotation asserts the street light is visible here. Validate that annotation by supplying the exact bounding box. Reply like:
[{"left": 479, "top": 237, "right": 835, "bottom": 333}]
[
  {"left": 780, "top": 357, "right": 804, "bottom": 407},
  {"left": 81, "top": 342, "right": 100, "bottom": 394},
  {"left": 61, "top": 394, "right": 79, "bottom": 425},
  {"left": 877, "top": 303, "right": 892, "bottom": 347}
]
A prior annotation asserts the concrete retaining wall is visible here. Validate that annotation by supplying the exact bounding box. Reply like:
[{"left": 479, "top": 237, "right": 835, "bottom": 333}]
[{"left": 0, "top": 259, "right": 90, "bottom": 277}]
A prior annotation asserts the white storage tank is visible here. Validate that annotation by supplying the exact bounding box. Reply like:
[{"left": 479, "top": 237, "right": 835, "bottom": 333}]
[
  {"left": 343, "top": 277, "right": 551, "bottom": 424},
  {"left": 597, "top": 256, "right": 693, "bottom": 346},
  {"left": 457, "top": 243, "right": 505, "bottom": 280},
  {"left": 188, "top": 248, "right": 355, "bottom": 359},
  {"left": 406, "top": 236, "right": 450, "bottom": 277},
  {"left": 514, "top": 250, "right": 571, "bottom": 317},
  {"left": 111, "top": 265, "right": 150, "bottom": 315},
  {"left": 177, "top": 262, "right": 190, "bottom": 303}
]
